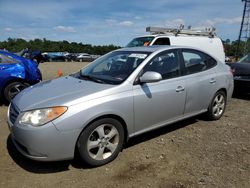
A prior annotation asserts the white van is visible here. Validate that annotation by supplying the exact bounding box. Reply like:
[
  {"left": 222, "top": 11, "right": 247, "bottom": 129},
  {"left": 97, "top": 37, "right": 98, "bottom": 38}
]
[{"left": 126, "top": 26, "right": 225, "bottom": 63}]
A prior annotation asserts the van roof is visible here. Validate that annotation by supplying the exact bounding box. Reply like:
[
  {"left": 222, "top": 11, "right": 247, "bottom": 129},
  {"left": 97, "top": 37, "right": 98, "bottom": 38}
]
[
  {"left": 135, "top": 34, "right": 220, "bottom": 39},
  {"left": 146, "top": 26, "right": 216, "bottom": 38}
]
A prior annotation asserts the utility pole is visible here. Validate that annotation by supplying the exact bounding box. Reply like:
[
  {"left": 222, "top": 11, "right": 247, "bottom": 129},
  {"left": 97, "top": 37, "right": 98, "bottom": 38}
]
[{"left": 236, "top": 0, "right": 250, "bottom": 59}]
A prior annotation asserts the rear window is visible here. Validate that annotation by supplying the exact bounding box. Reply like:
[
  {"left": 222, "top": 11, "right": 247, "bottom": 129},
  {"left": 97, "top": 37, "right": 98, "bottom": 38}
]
[{"left": 126, "top": 37, "right": 155, "bottom": 47}]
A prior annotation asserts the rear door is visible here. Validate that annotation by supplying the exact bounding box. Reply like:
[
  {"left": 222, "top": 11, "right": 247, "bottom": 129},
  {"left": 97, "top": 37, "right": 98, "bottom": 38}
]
[
  {"left": 179, "top": 49, "right": 218, "bottom": 115},
  {"left": 133, "top": 49, "right": 186, "bottom": 133}
]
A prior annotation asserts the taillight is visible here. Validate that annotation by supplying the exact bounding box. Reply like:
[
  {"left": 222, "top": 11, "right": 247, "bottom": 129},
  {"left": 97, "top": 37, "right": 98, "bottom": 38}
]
[{"left": 230, "top": 68, "right": 235, "bottom": 76}]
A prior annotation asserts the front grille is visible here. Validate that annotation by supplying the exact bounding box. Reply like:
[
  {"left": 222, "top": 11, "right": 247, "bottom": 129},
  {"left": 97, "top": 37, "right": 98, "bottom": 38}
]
[{"left": 9, "top": 103, "right": 20, "bottom": 124}]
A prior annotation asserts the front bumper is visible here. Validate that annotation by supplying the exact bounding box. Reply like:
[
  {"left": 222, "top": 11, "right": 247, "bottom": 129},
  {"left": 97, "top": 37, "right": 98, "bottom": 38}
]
[{"left": 7, "top": 114, "right": 80, "bottom": 161}]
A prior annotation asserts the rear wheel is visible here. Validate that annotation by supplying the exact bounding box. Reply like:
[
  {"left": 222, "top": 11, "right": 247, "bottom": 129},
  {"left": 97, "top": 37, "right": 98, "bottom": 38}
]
[
  {"left": 3, "top": 82, "right": 29, "bottom": 103},
  {"left": 206, "top": 91, "right": 226, "bottom": 120},
  {"left": 77, "top": 118, "right": 124, "bottom": 167}
]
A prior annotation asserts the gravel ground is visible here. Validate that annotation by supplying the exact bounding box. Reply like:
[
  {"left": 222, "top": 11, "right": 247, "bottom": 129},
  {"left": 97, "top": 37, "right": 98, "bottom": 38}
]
[{"left": 0, "top": 62, "right": 249, "bottom": 188}]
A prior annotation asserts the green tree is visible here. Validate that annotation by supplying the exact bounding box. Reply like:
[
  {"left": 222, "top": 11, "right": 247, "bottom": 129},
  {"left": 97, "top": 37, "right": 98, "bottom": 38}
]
[{"left": 0, "top": 38, "right": 120, "bottom": 55}]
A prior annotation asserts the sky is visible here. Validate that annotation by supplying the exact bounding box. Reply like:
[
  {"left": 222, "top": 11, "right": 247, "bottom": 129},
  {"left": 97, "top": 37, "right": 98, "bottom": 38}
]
[{"left": 0, "top": 0, "right": 244, "bottom": 46}]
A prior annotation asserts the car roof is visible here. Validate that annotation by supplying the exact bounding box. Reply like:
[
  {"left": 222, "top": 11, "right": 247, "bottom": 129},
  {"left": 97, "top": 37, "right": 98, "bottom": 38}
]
[
  {"left": 117, "top": 45, "right": 220, "bottom": 61},
  {"left": 117, "top": 45, "right": 199, "bottom": 53}
]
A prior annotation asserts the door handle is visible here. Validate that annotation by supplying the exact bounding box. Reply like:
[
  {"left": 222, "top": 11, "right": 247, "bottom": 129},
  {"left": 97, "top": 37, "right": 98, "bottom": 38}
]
[
  {"left": 210, "top": 78, "right": 216, "bottom": 84},
  {"left": 176, "top": 86, "right": 185, "bottom": 92}
]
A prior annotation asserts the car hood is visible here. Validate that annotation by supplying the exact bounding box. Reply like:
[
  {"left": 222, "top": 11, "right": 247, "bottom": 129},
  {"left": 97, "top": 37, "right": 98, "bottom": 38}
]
[{"left": 13, "top": 76, "right": 116, "bottom": 111}]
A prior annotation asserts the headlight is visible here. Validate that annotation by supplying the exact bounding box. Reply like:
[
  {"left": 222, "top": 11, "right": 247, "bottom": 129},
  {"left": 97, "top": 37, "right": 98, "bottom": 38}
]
[{"left": 19, "top": 106, "right": 67, "bottom": 126}]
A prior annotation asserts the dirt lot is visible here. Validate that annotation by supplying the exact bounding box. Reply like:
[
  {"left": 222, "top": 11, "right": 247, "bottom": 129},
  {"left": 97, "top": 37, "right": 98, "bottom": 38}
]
[{"left": 0, "top": 62, "right": 249, "bottom": 188}]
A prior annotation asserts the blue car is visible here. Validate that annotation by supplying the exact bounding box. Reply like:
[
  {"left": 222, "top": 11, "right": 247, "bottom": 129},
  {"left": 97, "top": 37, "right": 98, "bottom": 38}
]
[{"left": 0, "top": 50, "right": 42, "bottom": 103}]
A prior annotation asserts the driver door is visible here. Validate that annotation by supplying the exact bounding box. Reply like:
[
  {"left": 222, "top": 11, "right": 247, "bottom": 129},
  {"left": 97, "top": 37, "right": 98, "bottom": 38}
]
[{"left": 133, "top": 50, "right": 187, "bottom": 133}]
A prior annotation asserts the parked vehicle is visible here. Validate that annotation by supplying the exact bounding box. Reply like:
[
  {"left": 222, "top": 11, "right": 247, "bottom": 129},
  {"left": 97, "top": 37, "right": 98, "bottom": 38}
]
[
  {"left": 227, "top": 54, "right": 250, "bottom": 94},
  {"left": 42, "top": 52, "right": 67, "bottom": 62},
  {"left": 76, "top": 53, "right": 93, "bottom": 62},
  {"left": 15, "top": 48, "right": 45, "bottom": 64},
  {"left": 126, "top": 26, "right": 225, "bottom": 63},
  {"left": 8, "top": 46, "right": 233, "bottom": 167},
  {"left": 64, "top": 53, "right": 78, "bottom": 62},
  {"left": 29, "top": 50, "right": 46, "bottom": 64},
  {"left": 41, "top": 52, "right": 96, "bottom": 62},
  {"left": 0, "top": 50, "right": 42, "bottom": 103}
]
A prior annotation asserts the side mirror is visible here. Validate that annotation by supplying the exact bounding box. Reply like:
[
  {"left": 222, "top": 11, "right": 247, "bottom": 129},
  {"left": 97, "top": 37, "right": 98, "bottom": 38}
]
[{"left": 139, "top": 71, "right": 162, "bottom": 83}]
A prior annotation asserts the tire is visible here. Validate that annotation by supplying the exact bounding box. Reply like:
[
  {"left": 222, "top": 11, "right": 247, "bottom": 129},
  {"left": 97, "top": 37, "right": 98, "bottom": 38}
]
[
  {"left": 77, "top": 118, "right": 124, "bottom": 167},
  {"left": 3, "top": 82, "right": 29, "bottom": 103},
  {"left": 206, "top": 91, "right": 226, "bottom": 120}
]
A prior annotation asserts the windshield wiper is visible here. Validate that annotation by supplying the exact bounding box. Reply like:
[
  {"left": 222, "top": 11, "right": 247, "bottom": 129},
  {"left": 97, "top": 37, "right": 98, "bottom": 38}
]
[{"left": 80, "top": 74, "right": 105, "bottom": 84}]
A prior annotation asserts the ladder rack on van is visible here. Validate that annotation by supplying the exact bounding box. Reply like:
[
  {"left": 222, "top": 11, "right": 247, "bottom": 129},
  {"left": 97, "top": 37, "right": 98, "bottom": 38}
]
[{"left": 146, "top": 26, "right": 216, "bottom": 38}]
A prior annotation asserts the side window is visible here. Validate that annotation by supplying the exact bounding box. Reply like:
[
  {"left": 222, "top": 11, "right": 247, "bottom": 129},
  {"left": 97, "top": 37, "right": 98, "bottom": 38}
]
[
  {"left": 153, "top": 38, "right": 170, "bottom": 45},
  {"left": 182, "top": 50, "right": 217, "bottom": 74},
  {"left": 204, "top": 54, "right": 217, "bottom": 69},
  {"left": 126, "top": 37, "right": 154, "bottom": 47},
  {"left": 143, "top": 50, "right": 179, "bottom": 79},
  {"left": 182, "top": 50, "right": 207, "bottom": 74}
]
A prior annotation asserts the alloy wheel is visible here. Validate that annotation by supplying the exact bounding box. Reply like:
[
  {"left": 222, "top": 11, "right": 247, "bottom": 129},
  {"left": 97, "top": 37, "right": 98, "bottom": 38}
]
[
  {"left": 212, "top": 94, "right": 225, "bottom": 118},
  {"left": 87, "top": 124, "right": 119, "bottom": 160},
  {"left": 8, "top": 83, "right": 27, "bottom": 99}
]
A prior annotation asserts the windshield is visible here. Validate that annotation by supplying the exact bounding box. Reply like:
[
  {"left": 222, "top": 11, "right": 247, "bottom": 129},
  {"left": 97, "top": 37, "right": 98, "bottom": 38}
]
[
  {"left": 79, "top": 51, "right": 151, "bottom": 85},
  {"left": 126, "top": 37, "right": 155, "bottom": 47},
  {"left": 238, "top": 54, "right": 250, "bottom": 63},
  {"left": 0, "top": 54, "right": 18, "bottom": 64}
]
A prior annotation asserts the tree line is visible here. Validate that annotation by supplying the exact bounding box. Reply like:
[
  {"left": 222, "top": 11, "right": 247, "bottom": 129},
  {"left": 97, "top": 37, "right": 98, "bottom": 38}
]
[
  {"left": 0, "top": 37, "right": 249, "bottom": 57},
  {"left": 0, "top": 38, "right": 120, "bottom": 55},
  {"left": 222, "top": 39, "right": 250, "bottom": 58}
]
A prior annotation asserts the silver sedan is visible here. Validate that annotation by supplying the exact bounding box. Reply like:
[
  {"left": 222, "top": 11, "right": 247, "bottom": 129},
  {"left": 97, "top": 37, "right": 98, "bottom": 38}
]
[{"left": 7, "top": 46, "right": 234, "bottom": 167}]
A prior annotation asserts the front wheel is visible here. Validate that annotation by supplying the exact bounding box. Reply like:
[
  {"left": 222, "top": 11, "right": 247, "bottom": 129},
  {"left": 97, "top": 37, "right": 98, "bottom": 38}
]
[
  {"left": 206, "top": 91, "right": 226, "bottom": 120},
  {"left": 77, "top": 118, "right": 124, "bottom": 167},
  {"left": 3, "top": 82, "right": 29, "bottom": 103}
]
